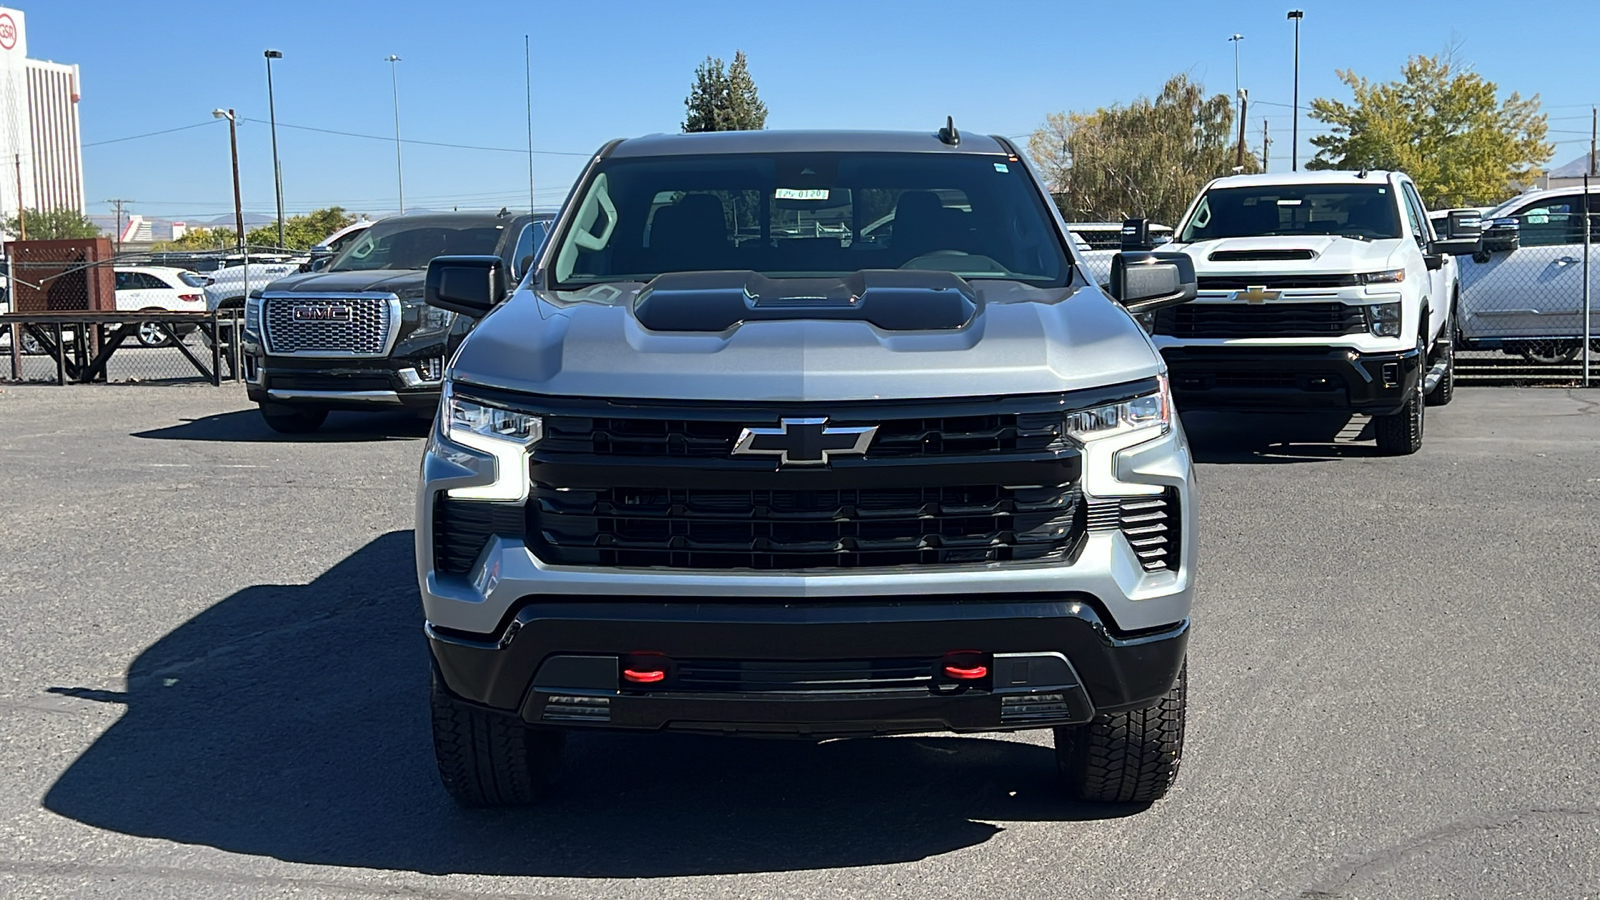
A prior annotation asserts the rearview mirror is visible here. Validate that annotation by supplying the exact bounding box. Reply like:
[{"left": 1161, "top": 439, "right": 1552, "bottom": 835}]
[
  {"left": 1480, "top": 217, "right": 1521, "bottom": 254},
  {"left": 425, "top": 255, "right": 505, "bottom": 318},
  {"left": 1110, "top": 251, "right": 1197, "bottom": 314},
  {"left": 1120, "top": 217, "right": 1153, "bottom": 251}
]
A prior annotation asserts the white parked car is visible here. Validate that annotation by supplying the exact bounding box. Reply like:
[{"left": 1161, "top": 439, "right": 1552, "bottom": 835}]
[
  {"left": 1455, "top": 185, "right": 1599, "bottom": 363},
  {"left": 1155, "top": 170, "right": 1480, "bottom": 455},
  {"left": 202, "top": 258, "right": 305, "bottom": 314},
  {"left": 114, "top": 266, "right": 210, "bottom": 347}
]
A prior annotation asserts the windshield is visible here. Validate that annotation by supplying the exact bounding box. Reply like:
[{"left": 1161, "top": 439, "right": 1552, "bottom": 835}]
[
  {"left": 1179, "top": 183, "right": 1402, "bottom": 242},
  {"left": 548, "top": 152, "right": 1070, "bottom": 289},
  {"left": 330, "top": 221, "right": 506, "bottom": 272}
]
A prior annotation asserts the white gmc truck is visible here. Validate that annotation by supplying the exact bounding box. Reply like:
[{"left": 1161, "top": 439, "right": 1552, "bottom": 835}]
[{"left": 1153, "top": 171, "right": 1482, "bottom": 454}]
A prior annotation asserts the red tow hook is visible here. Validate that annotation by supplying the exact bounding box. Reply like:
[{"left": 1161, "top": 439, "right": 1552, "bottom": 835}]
[
  {"left": 941, "top": 651, "right": 990, "bottom": 681},
  {"left": 621, "top": 652, "right": 670, "bottom": 685}
]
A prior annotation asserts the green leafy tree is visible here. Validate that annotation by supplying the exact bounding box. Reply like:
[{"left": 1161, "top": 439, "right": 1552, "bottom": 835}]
[
  {"left": 153, "top": 227, "right": 238, "bottom": 251},
  {"left": 1028, "top": 74, "right": 1257, "bottom": 226},
  {"left": 1, "top": 207, "right": 101, "bottom": 240},
  {"left": 683, "top": 50, "right": 767, "bottom": 133},
  {"left": 1308, "top": 51, "right": 1552, "bottom": 208},
  {"left": 245, "top": 207, "right": 359, "bottom": 251}
]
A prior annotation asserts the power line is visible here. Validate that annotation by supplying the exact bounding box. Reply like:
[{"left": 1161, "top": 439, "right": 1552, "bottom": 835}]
[
  {"left": 238, "top": 117, "right": 591, "bottom": 156},
  {"left": 84, "top": 121, "right": 220, "bottom": 148}
]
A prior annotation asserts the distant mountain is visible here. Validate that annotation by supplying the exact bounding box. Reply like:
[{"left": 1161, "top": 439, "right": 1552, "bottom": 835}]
[{"left": 199, "top": 213, "right": 277, "bottom": 228}]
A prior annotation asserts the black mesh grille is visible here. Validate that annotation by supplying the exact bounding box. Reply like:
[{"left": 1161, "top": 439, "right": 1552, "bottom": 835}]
[
  {"left": 433, "top": 498, "right": 525, "bottom": 574},
  {"left": 531, "top": 483, "right": 1084, "bottom": 570},
  {"left": 540, "top": 411, "right": 1067, "bottom": 459},
  {"left": 263, "top": 296, "right": 394, "bottom": 356},
  {"left": 1198, "top": 274, "right": 1360, "bottom": 290},
  {"left": 1152, "top": 302, "right": 1367, "bottom": 338},
  {"left": 667, "top": 658, "right": 942, "bottom": 693}
]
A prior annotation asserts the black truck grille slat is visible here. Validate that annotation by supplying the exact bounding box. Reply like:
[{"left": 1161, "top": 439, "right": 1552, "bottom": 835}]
[
  {"left": 1152, "top": 302, "right": 1366, "bottom": 338},
  {"left": 1085, "top": 491, "right": 1180, "bottom": 572},
  {"left": 540, "top": 412, "right": 1067, "bottom": 459},
  {"left": 432, "top": 498, "right": 525, "bottom": 575},
  {"left": 532, "top": 484, "right": 1083, "bottom": 570},
  {"left": 669, "top": 658, "right": 942, "bottom": 693},
  {"left": 1197, "top": 274, "right": 1361, "bottom": 290}
]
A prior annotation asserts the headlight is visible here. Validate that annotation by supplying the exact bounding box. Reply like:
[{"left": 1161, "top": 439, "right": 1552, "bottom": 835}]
[
  {"left": 244, "top": 295, "right": 262, "bottom": 334},
  {"left": 1360, "top": 269, "right": 1405, "bottom": 284},
  {"left": 414, "top": 304, "right": 453, "bottom": 336},
  {"left": 1065, "top": 375, "right": 1171, "bottom": 442},
  {"left": 440, "top": 383, "right": 542, "bottom": 501},
  {"left": 1367, "top": 302, "right": 1402, "bottom": 337}
]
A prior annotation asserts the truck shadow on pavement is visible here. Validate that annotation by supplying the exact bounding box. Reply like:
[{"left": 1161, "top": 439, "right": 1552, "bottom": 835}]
[
  {"left": 1181, "top": 409, "right": 1387, "bottom": 463},
  {"left": 42, "top": 531, "right": 1137, "bottom": 878},
  {"left": 133, "top": 409, "right": 431, "bottom": 443}
]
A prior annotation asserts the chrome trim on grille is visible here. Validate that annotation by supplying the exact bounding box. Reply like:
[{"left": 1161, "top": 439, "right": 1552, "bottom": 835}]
[
  {"left": 266, "top": 389, "right": 403, "bottom": 404},
  {"left": 261, "top": 291, "right": 402, "bottom": 358}
]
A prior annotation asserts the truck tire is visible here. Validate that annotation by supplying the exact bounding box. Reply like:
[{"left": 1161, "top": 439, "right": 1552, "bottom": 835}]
[
  {"left": 1055, "top": 660, "right": 1186, "bottom": 804},
  {"left": 258, "top": 403, "right": 328, "bottom": 434},
  {"left": 1374, "top": 390, "right": 1424, "bottom": 455},
  {"left": 431, "top": 671, "right": 563, "bottom": 808}
]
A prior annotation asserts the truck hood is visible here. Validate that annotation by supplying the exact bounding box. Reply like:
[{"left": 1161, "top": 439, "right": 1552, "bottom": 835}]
[
  {"left": 450, "top": 280, "right": 1163, "bottom": 403},
  {"left": 261, "top": 269, "right": 427, "bottom": 299},
  {"left": 1176, "top": 235, "right": 1403, "bottom": 276}
]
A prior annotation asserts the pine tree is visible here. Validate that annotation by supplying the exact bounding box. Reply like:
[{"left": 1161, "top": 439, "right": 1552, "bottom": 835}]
[{"left": 682, "top": 51, "right": 767, "bottom": 133}]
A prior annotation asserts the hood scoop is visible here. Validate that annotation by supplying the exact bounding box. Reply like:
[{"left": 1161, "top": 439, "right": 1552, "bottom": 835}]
[
  {"left": 1208, "top": 249, "right": 1317, "bottom": 262},
  {"left": 632, "top": 270, "right": 980, "bottom": 333}
]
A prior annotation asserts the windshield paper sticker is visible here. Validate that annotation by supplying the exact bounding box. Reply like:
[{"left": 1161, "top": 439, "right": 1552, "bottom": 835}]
[
  {"left": 775, "top": 188, "right": 829, "bottom": 200},
  {"left": 994, "top": 163, "right": 1010, "bottom": 173}
]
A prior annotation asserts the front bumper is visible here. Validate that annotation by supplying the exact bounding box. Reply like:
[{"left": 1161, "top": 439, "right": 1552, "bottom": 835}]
[
  {"left": 428, "top": 595, "right": 1189, "bottom": 737},
  {"left": 1161, "top": 345, "right": 1421, "bottom": 414},
  {"left": 245, "top": 352, "right": 447, "bottom": 412}
]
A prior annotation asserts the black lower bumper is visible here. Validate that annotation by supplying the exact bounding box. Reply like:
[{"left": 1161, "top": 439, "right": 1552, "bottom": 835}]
[
  {"left": 1161, "top": 345, "right": 1421, "bottom": 414},
  {"left": 246, "top": 357, "right": 442, "bottom": 413},
  {"left": 428, "top": 594, "right": 1188, "bottom": 737}
]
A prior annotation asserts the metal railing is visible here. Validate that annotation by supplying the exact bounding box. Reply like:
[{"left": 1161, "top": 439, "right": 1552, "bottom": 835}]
[{"left": 2, "top": 310, "right": 245, "bottom": 385}]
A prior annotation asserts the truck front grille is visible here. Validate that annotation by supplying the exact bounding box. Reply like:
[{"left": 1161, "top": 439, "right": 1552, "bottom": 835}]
[
  {"left": 1087, "top": 491, "right": 1180, "bottom": 572},
  {"left": 262, "top": 295, "right": 397, "bottom": 357},
  {"left": 540, "top": 411, "right": 1066, "bottom": 459},
  {"left": 668, "top": 657, "right": 942, "bottom": 693},
  {"left": 1197, "top": 275, "right": 1361, "bottom": 290},
  {"left": 531, "top": 483, "right": 1084, "bottom": 570},
  {"left": 1152, "top": 302, "right": 1366, "bottom": 338}
]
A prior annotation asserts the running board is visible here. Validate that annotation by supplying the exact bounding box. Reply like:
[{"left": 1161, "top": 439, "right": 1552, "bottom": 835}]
[{"left": 1423, "top": 360, "right": 1449, "bottom": 393}]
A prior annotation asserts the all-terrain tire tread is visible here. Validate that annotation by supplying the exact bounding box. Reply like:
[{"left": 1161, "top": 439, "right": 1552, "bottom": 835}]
[
  {"left": 430, "top": 674, "right": 560, "bottom": 808},
  {"left": 1056, "top": 662, "right": 1186, "bottom": 804},
  {"left": 1373, "top": 393, "right": 1423, "bottom": 455}
]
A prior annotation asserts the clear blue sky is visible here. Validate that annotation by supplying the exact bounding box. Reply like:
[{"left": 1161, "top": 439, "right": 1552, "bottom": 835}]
[{"left": 25, "top": 0, "right": 1600, "bottom": 225}]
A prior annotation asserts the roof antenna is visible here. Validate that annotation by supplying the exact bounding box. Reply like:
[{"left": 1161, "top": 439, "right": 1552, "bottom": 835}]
[
  {"left": 498, "top": 206, "right": 510, "bottom": 217},
  {"left": 1356, "top": 168, "right": 1369, "bottom": 179},
  {"left": 938, "top": 116, "right": 960, "bottom": 146}
]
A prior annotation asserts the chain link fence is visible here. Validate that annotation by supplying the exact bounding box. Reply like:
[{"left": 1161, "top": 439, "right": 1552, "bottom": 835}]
[{"left": 1453, "top": 194, "right": 1597, "bottom": 386}]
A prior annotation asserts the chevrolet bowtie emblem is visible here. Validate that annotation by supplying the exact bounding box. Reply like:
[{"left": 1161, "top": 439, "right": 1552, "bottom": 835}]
[
  {"left": 732, "top": 417, "right": 878, "bottom": 466},
  {"left": 1235, "top": 285, "right": 1280, "bottom": 304}
]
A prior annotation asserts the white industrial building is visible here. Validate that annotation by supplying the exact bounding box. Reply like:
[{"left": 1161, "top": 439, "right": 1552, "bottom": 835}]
[{"left": 0, "top": 5, "right": 86, "bottom": 230}]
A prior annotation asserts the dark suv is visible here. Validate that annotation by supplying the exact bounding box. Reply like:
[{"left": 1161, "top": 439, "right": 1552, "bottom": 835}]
[{"left": 243, "top": 211, "right": 550, "bottom": 433}]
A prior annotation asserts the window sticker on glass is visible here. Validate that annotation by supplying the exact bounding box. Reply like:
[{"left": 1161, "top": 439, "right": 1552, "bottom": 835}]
[
  {"left": 775, "top": 188, "right": 829, "bottom": 200},
  {"left": 994, "top": 163, "right": 1010, "bottom": 173},
  {"left": 1276, "top": 199, "right": 1303, "bottom": 206}
]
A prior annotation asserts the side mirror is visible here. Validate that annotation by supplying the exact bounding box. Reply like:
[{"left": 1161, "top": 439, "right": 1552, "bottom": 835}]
[
  {"left": 516, "top": 254, "right": 535, "bottom": 280},
  {"left": 1480, "top": 217, "right": 1521, "bottom": 254},
  {"left": 1120, "top": 217, "right": 1153, "bottom": 251},
  {"left": 309, "top": 256, "right": 333, "bottom": 272},
  {"left": 1431, "top": 210, "right": 1483, "bottom": 256},
  {"left": 1110, "top": 251, "right": 1197, "bottom": 314},
  {"left": 425, "top": 255, "right": 505, "bottom": 318}
]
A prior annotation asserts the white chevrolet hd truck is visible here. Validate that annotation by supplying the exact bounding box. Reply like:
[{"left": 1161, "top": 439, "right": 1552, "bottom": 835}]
[{"left": 1154, "top": 171, "right": 1482, "bottom": 454}]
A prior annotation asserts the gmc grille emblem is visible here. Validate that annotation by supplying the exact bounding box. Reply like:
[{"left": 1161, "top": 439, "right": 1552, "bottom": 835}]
[
  {"left": 292, "top": 304, "right": 353, "bottom": 322},
  {"left": 732, "top": 417, "right": 878, "bottom": 466}
]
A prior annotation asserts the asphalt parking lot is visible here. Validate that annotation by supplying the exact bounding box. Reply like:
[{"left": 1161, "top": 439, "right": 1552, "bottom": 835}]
[{"left": 0, "top": 384, "right": 1596, "bottom": 899}]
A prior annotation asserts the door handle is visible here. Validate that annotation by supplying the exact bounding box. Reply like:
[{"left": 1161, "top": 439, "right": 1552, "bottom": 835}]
[{"left": 1557, "top": 256, "right": 1582, "bottom": 265}]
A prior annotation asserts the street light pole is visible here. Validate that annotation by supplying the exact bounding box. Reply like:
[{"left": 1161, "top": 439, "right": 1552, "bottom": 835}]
[
  {"left": 1288, "top": 10, "right": 1304, "bottom": 171},
  {"left": 1229, "top": 34, "right": 1245, "bottom": 169},
  {"left": 264, "top": 49, "right": 285, "bottom": 249},
  {"left": 385, "top": 55, "right": 405, "bottom": 214},
  {"left": 212, "top": 109, "right": 244, "bottom": 253}
]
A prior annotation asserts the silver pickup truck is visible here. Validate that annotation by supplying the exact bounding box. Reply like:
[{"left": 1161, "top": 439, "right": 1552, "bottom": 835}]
[{"left": 414, "top": 126, "right": 1199, "bottom": 808}]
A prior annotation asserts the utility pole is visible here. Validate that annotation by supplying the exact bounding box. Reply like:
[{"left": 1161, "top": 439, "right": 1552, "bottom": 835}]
[
  {"left": 14, "top": 154, "right": 24, "bottom": 241},
  {"left": 1262, "top": 119, "right": 1271, "bottom": 171},
  {"left": 1228, "top": 34, "right": 1245, "bottom": 150},
  {"left": 385, "top": 55, "right": 404, "bottom": 214},
  {"left": 1235, "top": 91, "right": 1249, "bottom": 170},
  {"left": 213, "top": 109, "right": 245, "bottom": 252},
  {"left": 1288, "top": 10, "right": 1304, "bottom": 170},
  {"left": 1590, "top": 106, "right": 1596, "bottom": 177},
  {"left": 106, "top": 199, "right": 132, "bottom": 254}
]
